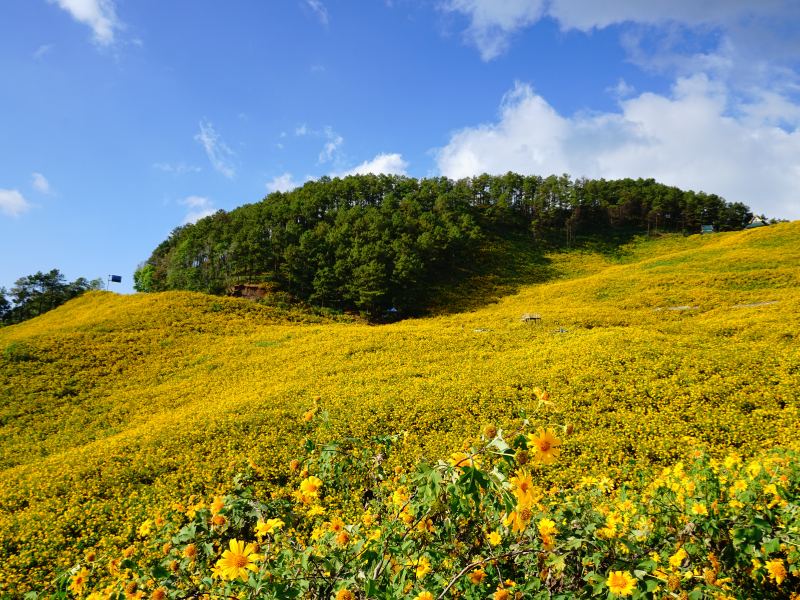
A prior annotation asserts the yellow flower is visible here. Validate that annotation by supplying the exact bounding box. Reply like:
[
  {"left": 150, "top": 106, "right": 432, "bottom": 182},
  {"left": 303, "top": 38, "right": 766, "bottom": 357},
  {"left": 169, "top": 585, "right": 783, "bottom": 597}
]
[
  {"left": 493, "top": 587, "right": 511, "bottom": 600},
  {"left": 414, "top": 592, "right": 434, "bottom": 600},
  {"left": 297, "top": 475, "right": 323, "bottom": 503},
  {"left": 183, "top": 543, "right": 198, "bottom": 560},
  {"left": 510, "top": 469, "right": 536, "bottom": 505},
  {"left": 504, "top": 507, "right": 532, "bottom": 534},
  {"left": 449, "top": 451, "right": 480, "bottom": 469},
  {"left": 487, "top": 530, "right": 502, "bottom": 546},
  {"left": 210, "top": 495, "right": 225, "bottom": 515},
  {"left": 327, "top": 515, "right": 346, "bottom": 533},
  {"left": 537, "top": 518, "right": 557, "bottom": 537},
  {"left": 538, "top": 517, "right": 557, "bottom": 549},
  {"left": 468, "top": 568, "right": 487, "bottom": 584},
  {"left": 730, "top": 479, "right": 747, "bottom": 494},
  {"left": 606, "top": 570, "right": 637, "bottom": 596},
  {"left": 108, "top": 558, "right": 121, "bottom": 575},
  {"left": 335, "top": 589, "right": 353, "bottom": 600},
  {"left": 138, "top": 519, "right": 153, "bottom": 537},
  {"left": 392, "top": 485, "right": 410, "bottom": 506},
  {"left": 415, "top": 555, "right": 432, "bottom": 579},
  {"left": 125, "top": 581, "right": 143, "bottom": 599},
  {"left": 669, "top": 547, "right": 688, "bottom": 569},
  {"left": 68, "top": 567, "right": 90, "bottom": 595},
  {"left": 765, "top": 558, "right": 787, "bottom": 585},
  {"left": 335, "top": 530, "right": 351, "bottom": 546},
  {"left": 215, "top": 539, "right": 262, "bottom": 581},
  {"left": 724, "top": 454, "right": 741, "bottom": 470},
  {"left": 527, "top": 428, "right": 562, "bottom": 464},
  {"left": 255, "top": 518, "right": 284, "bottom": 538},
  {"left": 691, "top": 503, "right": 708, "bottom": 516}
]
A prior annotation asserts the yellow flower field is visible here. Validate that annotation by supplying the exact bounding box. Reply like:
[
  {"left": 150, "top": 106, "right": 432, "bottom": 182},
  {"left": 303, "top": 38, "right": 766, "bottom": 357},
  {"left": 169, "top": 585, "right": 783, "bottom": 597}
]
[{"left": 1, "top": 222, "right": 799, "bottom": 594}]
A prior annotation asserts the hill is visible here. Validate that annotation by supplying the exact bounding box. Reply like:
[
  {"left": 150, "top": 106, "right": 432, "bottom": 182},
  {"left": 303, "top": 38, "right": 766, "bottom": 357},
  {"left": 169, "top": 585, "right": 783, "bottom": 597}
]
[
  {"left": 1, "top": 222, "right": 799, "bottom": 593},
  {"left": 135, "top": 173, "right": 755, "bottom": 316}
]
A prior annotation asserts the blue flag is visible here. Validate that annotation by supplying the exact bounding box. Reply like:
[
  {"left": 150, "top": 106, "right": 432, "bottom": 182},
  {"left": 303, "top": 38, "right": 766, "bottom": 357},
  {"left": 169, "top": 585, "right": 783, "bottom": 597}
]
[{"left": 110, "top": 275, "right": 122, "bottom": 283}]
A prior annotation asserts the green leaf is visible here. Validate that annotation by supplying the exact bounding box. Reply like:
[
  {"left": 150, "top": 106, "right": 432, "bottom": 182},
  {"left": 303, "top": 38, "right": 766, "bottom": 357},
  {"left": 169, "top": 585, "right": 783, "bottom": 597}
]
[
  {"left": 763, "top": 538, "right": 780, "bottom": 554},
  {"left": 150, "top": 563, "right": 169, "bottom": 579},
  {"left": 565, "top": 537, "right": 583, "bottom": 550}
]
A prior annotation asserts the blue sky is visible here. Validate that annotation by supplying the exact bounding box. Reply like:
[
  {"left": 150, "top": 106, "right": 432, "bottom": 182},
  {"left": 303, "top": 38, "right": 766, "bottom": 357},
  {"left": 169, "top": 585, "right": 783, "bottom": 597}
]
[{"left": 2, "top": 1, "right": 799, "bottom": 293}]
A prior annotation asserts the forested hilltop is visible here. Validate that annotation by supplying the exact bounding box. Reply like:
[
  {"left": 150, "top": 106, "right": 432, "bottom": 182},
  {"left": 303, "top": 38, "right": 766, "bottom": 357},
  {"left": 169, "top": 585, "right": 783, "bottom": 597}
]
[{"left": 135, "top": 173, "right": 755, "bottom": 315}]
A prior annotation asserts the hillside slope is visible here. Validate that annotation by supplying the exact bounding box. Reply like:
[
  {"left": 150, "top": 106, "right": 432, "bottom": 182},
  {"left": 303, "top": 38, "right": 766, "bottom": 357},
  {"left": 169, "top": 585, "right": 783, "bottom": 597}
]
[{"left": 1, "top": 223, "right": 799, "bottom": 593}]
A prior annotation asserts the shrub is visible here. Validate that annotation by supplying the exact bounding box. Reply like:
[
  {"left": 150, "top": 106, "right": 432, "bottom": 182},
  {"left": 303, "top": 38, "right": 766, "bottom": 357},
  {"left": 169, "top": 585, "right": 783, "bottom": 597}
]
[{"left": 40, "top": 408, "right": 799, "bottom": 599}]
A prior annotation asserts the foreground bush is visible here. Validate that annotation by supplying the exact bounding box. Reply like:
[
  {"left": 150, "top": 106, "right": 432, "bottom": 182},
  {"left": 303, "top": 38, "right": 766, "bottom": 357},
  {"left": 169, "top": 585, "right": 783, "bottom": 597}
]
[{"left": 34, "top": 406, "right": 800, "bottom": 599}]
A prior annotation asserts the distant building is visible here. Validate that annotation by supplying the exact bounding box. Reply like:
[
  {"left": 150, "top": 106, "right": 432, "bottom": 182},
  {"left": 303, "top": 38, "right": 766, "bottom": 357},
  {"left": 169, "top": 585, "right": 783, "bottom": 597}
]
[
  {"left": 745, "top": 216, "right": 767, "bottom": 229},
  {"left": 701, "top": 224, "right": 715, "bottom": 234}
]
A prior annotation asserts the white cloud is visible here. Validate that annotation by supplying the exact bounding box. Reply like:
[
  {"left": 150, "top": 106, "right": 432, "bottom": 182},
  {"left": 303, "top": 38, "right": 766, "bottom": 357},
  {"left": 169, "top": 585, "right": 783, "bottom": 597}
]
[
  {"left": 180, "top": 195, "right": 216, "bottom": 224},
  {"left": 318, "top": 126, "right": 344, "bottom": 163},
  {"left": 304, "top": 0, "right": 330, "bottom": 26},
  {"left": 440, "top": 0, "right": 800, "bottom": 70},
  {"left": 546, "top": 0, "right": 791, "bottom": 32},
  {"left": 31, "top": 172, "right": 52, "bottom": 194},
  {"left": 607, "top": 78, "right": 635, "bottom": 99},
  {"left": 0, "top": 189, "right": 32, "bottom": 217},
  {"left": 153, "top": 162, "right": 202, "bottom": 175},
  {"left": 294, "top": 124, "right": 345, "bottom": 163},
  {"left": 33, "top": 44, "right": 53, "bottom": 59},
  {"left": 266, "top": 173, "right": 302, "bottom": 193},
  {"left": 194, "top": 120, "right": 236, "bottom": 179},
  {"left": 48, "top": 0, "right": 121, "bottom": 46},
  {"left": 337, "top": 153, "right": 409, "bottom": 177},
  {"left": 436, "top": 79, "right": 800, "bottom": 220},
  {"left": 441, "top": 0, "right": 546, "bottom": 61}
]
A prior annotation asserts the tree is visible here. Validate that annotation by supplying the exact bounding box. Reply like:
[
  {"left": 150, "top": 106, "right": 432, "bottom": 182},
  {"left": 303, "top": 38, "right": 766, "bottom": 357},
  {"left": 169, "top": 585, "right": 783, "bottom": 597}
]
[
  {"left": 0, "top": 287, "right": 10, "bottom": 324},
  {"left": 134, "top": 173, "right": 758, "bottom": 319},
  {"left": 3, "top": 269, "right": 102, "bottom": 325},
  {"left": 133, "top": 264, "right": 155, "bottom": 293}
]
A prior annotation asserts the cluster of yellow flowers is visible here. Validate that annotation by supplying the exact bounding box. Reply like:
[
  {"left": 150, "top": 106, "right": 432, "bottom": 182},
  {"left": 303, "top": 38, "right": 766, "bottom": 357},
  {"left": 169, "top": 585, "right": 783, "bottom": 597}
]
[{"left": 1, "top": 222, "right": 799, "bottom": 592}]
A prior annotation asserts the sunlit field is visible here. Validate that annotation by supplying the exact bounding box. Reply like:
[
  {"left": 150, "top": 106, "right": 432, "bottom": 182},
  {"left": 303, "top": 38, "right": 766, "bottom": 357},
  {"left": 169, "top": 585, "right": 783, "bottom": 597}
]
[{"left": 1, "top": 222, "right": 799, "bottom": 595}]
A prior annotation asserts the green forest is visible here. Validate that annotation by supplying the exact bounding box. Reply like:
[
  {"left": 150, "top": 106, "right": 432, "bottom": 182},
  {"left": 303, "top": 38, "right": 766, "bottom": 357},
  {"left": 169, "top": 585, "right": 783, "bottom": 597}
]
[
  {"left": 135, "top": 173, "right": 756, "bottom": 316},
  {"left": 0, "top": 270, "right": 102, "bottom": 326}
]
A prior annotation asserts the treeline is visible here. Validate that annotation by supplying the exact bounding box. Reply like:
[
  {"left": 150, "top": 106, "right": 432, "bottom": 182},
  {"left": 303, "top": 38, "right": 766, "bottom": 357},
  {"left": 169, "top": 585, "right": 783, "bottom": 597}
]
[
  {"left": 136, "top": 173, "right": 755, "bottom": 315},
  {"left": 0, "top": 269, "right": 103, "bottom": 326}
]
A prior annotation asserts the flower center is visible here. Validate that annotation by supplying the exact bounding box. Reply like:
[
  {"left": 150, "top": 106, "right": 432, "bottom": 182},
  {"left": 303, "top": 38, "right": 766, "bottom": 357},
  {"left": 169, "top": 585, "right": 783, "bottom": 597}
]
[{"left": 234, "top": 554, "right": 249, "bottom": 568}]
